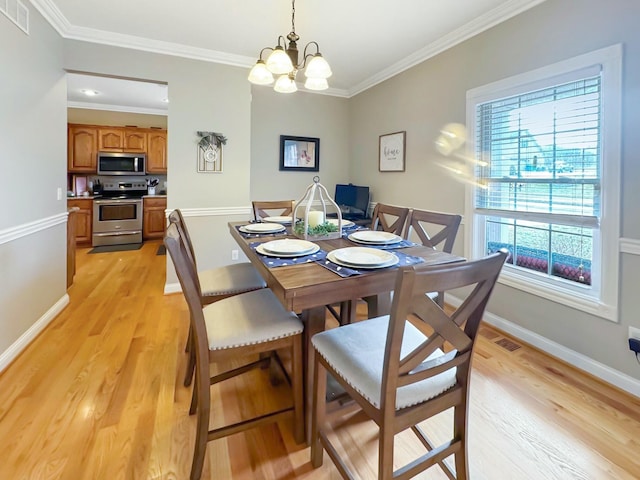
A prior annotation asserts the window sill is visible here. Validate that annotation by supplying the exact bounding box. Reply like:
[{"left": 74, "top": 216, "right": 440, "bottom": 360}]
[{"left": 497, "top": 268, "right": 617, "bottom": 322}]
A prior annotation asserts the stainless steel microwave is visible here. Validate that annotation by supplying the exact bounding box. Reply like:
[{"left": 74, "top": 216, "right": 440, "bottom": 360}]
[{"left": 97, "top": 152, "right": 146, "bottom": 176}]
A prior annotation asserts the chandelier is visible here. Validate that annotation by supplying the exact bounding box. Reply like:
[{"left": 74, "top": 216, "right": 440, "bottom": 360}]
[{"left": 247, "top": 0, "right": 332, "bottom": 93}]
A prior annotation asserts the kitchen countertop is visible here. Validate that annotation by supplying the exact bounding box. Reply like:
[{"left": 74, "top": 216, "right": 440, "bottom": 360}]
[{"left": 67, "top": 194, "right": 167, "bottom": 200}]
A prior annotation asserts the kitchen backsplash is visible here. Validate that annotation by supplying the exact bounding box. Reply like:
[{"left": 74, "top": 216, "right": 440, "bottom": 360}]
[{"left": 69, "top": 174, "right": 167, "bottom": 197}]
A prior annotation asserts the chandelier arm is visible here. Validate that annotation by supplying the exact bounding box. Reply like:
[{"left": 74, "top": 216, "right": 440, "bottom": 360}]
[
  {"left": 300, "top": 41, "right": 321, "bottom": 68},
  {"left": 258, "top": 47, "right": 274, "bottom": 61}
]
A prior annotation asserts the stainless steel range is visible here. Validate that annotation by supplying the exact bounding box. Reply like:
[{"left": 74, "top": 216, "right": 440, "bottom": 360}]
[{"left": 92, "top": 180, "right": 146, "bottom": 246}]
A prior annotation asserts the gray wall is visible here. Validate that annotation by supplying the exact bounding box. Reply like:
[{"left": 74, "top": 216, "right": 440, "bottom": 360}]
[
  {"left": 0, "top": 9, "right": 67, "bottom": 353},
  {"left": 348, "top": 0, "right": 640, "bottom": 380},
  {"left": 250, "top": 88, "right": 350, "bottom": 202}
]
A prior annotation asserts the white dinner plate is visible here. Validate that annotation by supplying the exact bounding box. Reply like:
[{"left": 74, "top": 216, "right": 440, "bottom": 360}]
[
  {"left": 256, "top": 242, "right": 320, "bottom": 258},
  {"left": 239, "top": 223, "right": 286, "bottom": 234},
  {"left": 348, "top": 230, "right": 402, "bottom": 245},
  {"left": 328, "top": 247, "right": 399, "bottom": 268},
  {"left": 327, "top": 218, "right": 355, "bottom": 228},
  {"left": 261, "top": 239, "right": 317, "bottom": 255},
  {"left": 263, "top": 216, "right": 292, "bottom": 224}
]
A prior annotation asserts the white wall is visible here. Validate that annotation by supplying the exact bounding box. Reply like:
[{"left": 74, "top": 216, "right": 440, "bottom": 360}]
[
  {"left": 0, "top": 8, "right": 68, "bottom": 357},
  {"left": 348, "top": 0, "right": 640, "bottom": 381}
]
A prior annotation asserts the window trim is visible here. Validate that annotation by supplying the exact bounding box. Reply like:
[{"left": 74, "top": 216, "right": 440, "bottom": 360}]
[{"left": 465, "top": 44, "right": 622, "bottom": 322}]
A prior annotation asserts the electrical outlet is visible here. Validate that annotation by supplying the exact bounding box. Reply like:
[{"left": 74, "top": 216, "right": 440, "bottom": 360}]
[
  {"left": 629, "top": 326, "right": 640, "bottom": 341},
  {"left": 231, "top": 249, "right": 239, "bottom": 261},
  {"left": 57, "top": 187, "right": 62, "bottom": 201}
]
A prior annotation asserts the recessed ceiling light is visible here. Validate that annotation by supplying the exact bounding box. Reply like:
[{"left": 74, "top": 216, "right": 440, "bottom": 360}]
[{"left": 81, "top": 89, "right": 99, "bottom": 96}]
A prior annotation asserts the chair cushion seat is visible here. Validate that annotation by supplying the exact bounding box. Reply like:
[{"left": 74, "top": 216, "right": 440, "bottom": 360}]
[
  {"left": 203, "top": 288, "right": 303, "bottom": 350},
  {"left": 198, "top": 262, "right": 266, "bottom": 298},
  {"left": 312, "top": 316, "right": 457, "bottom": 410}
]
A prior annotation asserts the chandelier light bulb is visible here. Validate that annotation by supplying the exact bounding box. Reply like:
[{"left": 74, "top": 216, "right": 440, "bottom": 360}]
[
  {"left": 266, "top": 46, "right": 294, "bottom": 75},
  {"left": 304, "top": 77, "right": 328, "bottom": 91},
  {"left": 248, "top": 60, "right": 275, "bottom": 85},
  {"left": 304, "top": 54, "right": 332, "bottom": 79},
  {"left": 274, "top": 74, "right": 298, "bottom": 93}
]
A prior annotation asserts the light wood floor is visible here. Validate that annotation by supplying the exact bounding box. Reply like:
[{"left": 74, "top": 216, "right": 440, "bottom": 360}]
[{"left": 1, "top": 239, "right": 639, "bottom": 479}]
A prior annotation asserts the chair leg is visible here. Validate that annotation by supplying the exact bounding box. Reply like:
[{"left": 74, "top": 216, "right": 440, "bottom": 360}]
[
  {"left": 453, "top": 405, "right": 469, "bottom": 480},
  {"left": 310, "top": 353, "right": 327, "bottom": 467},
  {"left": 185, "top": 323, "right": 192, "bottom": 353},
  {"left": 190, "top": 373, "right": 210, "bottom": 480},
  {"left": 184, "top": 341, "right": 196, "bottom": 387},
  {"left": 189, "top": 378, "right": 198, "bottom": 416},
  {"left": 379, "top": 423, "right": 395, "bottom": 480},
  {"left": 292, "top": 335, "right": 305, "bottom": 444}
]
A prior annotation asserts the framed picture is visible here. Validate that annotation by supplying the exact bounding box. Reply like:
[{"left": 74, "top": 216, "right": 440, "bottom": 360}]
[
  {"left": 279, "top": 135, "right": 320, "bottom": 172},
  {"left": 379, "top": 131, "right": 406, "bottom": 172}
]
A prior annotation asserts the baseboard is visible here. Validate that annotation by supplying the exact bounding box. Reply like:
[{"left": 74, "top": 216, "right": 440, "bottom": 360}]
[
  {"left": 164, "top": 282, "right": 181, "bottom": 295},
  {"left": 0, "top": 294, "right": 70, "bottom": 373},
  {"left": 447, "top": 294, "right": 640, "bottom": 398}
]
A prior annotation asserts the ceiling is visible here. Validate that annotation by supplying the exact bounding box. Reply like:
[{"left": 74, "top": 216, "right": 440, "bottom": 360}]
[{"left": 32, "top": 0, "right": 546, "bottom": 111}]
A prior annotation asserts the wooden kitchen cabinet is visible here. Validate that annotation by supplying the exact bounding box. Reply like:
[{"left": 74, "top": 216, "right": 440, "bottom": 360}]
[
  {"left": 124, "top": 129, "right": 147, "bottom": 152},
  {"left": 143, "top": 197, "right": 167, "bottom": 239},
  {"left": 146, "top": 130, "right": 167, "bottom": 173},
  {"left": 98, "top": 128, "right": 124, "bottom": 151},
  {"left": 67, "top": 198, "right": 93, "bottom": 246},
  {"left": 68, "top": 125, "right": 98, "bottom": 172}
]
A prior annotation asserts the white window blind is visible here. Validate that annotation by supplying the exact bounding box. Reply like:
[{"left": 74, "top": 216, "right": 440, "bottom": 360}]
[{"left": 475, "top": 76, "right": 601, "bottom": 229}]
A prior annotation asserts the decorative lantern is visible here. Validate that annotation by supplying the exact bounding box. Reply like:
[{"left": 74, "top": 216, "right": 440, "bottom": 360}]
[{"left": 293, "top": 176, "right": 343, "bottom": 241}]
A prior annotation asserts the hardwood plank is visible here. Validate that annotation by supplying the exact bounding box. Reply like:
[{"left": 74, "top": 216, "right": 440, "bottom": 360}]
[{"left": 0, "top": 240, "right": 638, "bottom": 479}]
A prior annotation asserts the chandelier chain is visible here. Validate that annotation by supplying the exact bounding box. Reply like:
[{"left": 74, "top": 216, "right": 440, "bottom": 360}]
[{"left": 291, "top": 0, "right": 296, "bottom": 33}]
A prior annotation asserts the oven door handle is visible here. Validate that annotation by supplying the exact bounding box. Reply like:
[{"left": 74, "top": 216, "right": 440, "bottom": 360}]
[
  {"left": 93, "top": 231, "right": 142, "bottom": 237},
  {"left": 94, "top": 199, "right": 142, "bottom": 204}
]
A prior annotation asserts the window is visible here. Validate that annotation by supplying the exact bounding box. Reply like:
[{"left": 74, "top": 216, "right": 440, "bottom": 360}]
[{"left": 465, "top": 45, "right": 621, "bottom": 321}]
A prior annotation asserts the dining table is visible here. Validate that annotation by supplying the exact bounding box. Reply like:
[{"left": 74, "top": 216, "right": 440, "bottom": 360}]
[{"left": 228, "top": 220, "right": 465, "bottom": 440}]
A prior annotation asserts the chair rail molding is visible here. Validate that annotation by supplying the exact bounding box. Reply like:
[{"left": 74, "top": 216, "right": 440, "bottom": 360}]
[
  {"left": 0, "top": 212, "right": 68, "bottom": 245},
  {"left": 620, "top": 237, "right": 640, "bottom": 256}
]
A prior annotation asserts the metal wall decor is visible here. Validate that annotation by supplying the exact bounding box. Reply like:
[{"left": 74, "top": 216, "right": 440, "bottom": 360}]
[{"left": 197, "top": 131, "right": 227, "bottom": 173}]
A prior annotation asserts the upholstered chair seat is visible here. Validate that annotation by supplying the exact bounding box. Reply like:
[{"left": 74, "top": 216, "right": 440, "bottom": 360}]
[
  {"left": 313, "top": 316, "right": 456, "bottom": 409},
  {"left": 203, "top": 289, "right": 302, "bottom": 351}
]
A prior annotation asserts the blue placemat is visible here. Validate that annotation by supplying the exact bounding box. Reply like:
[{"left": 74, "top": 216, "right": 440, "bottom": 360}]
[
  {"left": 369, "top": 239, "right": 419, "bottom": 250},
  {"left": 236, "top": 224, "right": 289, "bottom": 239},
  {"left": 316, "top": 250, "right": 425, "bottom": 278},
  {"left": 249, "top": 241, "right": 327, "bottom": 267}
]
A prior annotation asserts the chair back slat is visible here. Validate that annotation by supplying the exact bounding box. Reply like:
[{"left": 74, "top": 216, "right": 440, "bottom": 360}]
[
  {"left": 403, "top": 209, "right": 462, "bottom": 253},
  {"left": 252, "top": 200, "right": 295, "bottom": 222},
  {"left": 380, "top": 251, "right": 507, "bottom": 412},
  {"left": 370, "top": 203, "right": 410, "bottom": 235}
]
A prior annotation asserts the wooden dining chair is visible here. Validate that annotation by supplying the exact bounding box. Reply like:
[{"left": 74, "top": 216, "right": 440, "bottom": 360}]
[
  {"left": 370, "top": 203, "right": 410, "bottom": 235},
  {"left": 165, "top": 223, "right": 305, "bottom": 480},
  {"left": 310, "top": 250, "right": 507, "bottom": 480},
  {"left": 403, "top": 208, "right": 462, "bottom": 307},
  {"left": 347, "top": 203, "right": 411, "bottom": 324},
  {"left": 252, "top": 200, "right": 295, "bottom": 222},
  {"left": 168, "top": 209, "right": 267, "bottom": 387}
]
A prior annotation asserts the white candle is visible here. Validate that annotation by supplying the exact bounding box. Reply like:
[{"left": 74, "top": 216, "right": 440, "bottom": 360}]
[{"left": 307, "top": 210, "right": 324, "bottom": 228}]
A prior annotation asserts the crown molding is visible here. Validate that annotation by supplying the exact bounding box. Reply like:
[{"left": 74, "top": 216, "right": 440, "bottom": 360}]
[
  {"left": 347, "top": 0, "right": 549, "bottom": 97},
  {"left": 67, "top": 101, "right": 168, "bottom": 116},
  {"left": 30, "top": 0, "right": 254, "bottom": 68},
  {"left": 32, "top": 0, "right": 547, "bottom": 98}
]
